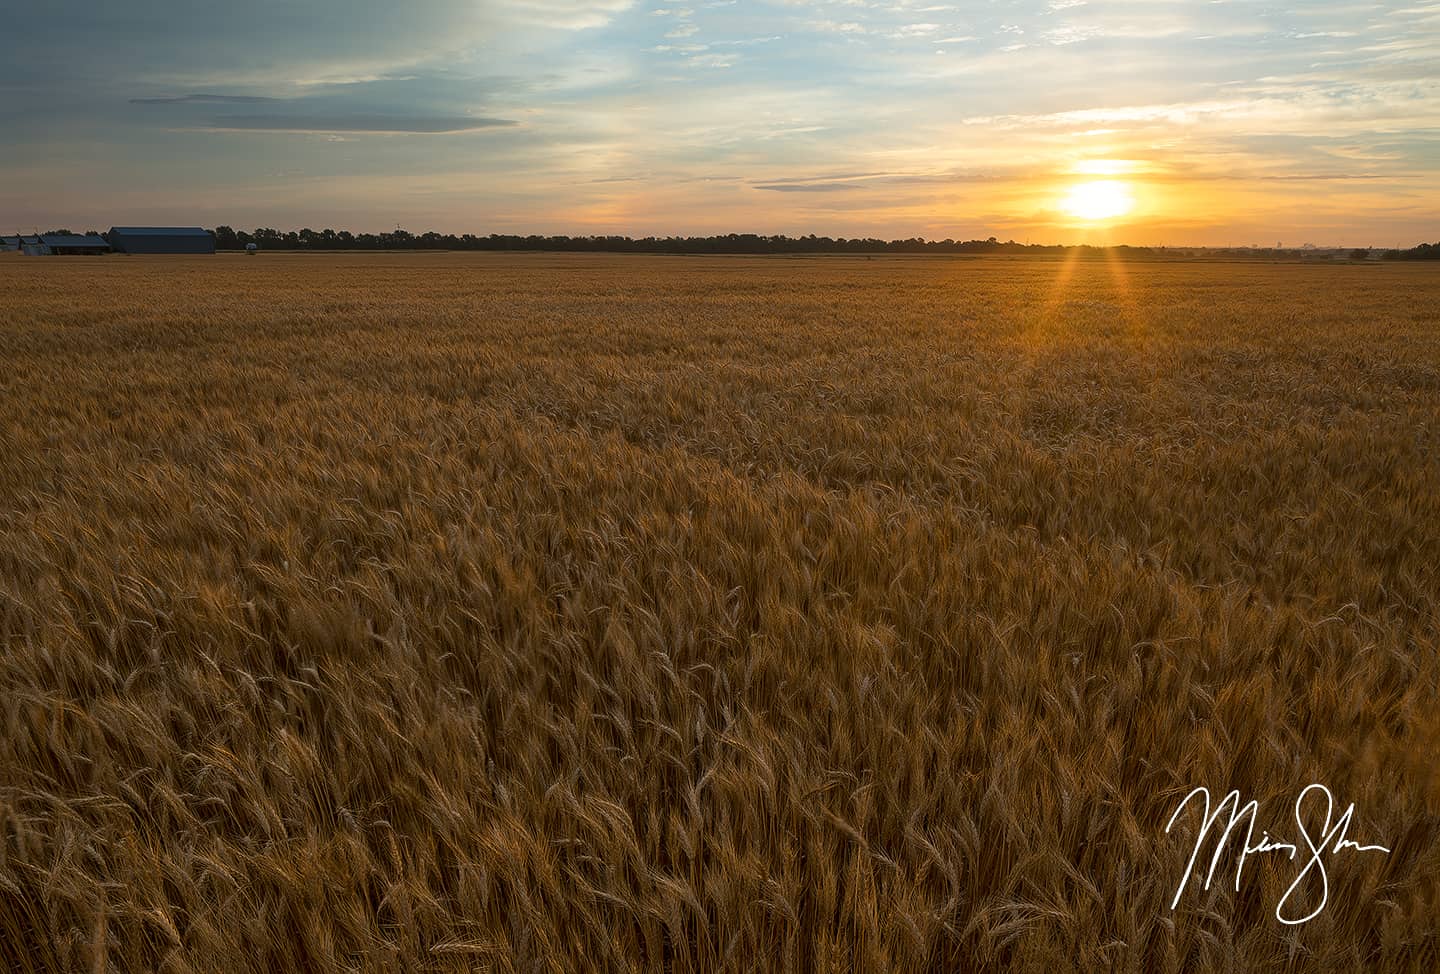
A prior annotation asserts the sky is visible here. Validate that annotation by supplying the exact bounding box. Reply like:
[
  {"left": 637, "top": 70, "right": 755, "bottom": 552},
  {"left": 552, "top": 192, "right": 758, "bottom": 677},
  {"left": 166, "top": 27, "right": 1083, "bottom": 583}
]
[{"left": 2, "top": 1, "right": 1438, "bottom": 245}]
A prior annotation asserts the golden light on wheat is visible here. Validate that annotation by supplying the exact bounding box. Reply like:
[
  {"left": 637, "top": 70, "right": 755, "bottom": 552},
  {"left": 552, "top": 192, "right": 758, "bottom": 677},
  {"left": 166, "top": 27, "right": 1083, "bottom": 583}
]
[{"left": 1, "top": 252, "right": 1437, "bottom": 972}]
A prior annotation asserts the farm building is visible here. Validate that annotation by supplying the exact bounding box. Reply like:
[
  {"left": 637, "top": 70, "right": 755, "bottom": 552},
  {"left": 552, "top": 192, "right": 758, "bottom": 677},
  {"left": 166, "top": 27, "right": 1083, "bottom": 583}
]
[
  {"left": 106, "top": 227, "right": 215, "bottom": 255},
  {"left": 2, "top": 233, "right": 110, "bottom": 255}
]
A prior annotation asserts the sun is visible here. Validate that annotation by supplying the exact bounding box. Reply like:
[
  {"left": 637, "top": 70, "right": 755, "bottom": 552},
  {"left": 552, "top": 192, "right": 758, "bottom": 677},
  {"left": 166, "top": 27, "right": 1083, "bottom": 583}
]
[{"left": 1061, "top": 180, "right": 1134, "bottom": 222}]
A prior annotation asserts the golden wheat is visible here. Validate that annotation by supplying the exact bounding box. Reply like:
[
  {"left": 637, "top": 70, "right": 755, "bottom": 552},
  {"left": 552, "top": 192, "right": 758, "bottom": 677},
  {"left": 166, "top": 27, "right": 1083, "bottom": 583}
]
[{"left": 1, "top": 252, "right": 1438, "bottom": 972}]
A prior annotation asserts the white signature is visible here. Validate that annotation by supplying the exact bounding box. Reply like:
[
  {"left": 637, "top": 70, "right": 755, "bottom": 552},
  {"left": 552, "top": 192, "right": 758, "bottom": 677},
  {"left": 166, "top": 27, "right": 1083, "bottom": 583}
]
[{"left": 1165, "top": 783, "right": 1391, "bottom": 924}]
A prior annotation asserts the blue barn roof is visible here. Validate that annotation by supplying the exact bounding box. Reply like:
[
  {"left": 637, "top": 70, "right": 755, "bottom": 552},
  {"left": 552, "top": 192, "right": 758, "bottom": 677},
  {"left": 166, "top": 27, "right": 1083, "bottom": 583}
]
[
  {"left": 106, "top": 226, "right": 215, "bottom": 254},
  {"left": 40, "top": 233, "right": 109, "bottom": 248}
]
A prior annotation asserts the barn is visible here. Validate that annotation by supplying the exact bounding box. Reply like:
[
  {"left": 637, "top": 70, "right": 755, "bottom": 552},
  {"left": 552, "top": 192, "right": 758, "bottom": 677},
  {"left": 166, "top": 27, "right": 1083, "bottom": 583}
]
[
  {"left": 3, "top": 233, "right": 110, "bottom": 255},
  {"left": 106, "top": 227, "right": 215, "bottom": 255},
  {"left": 40, "top": 233, "right": 110, "bottom": 255}
]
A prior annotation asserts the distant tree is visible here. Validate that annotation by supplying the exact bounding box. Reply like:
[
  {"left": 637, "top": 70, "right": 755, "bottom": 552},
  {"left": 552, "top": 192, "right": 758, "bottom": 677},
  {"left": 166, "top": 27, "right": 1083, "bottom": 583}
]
[
  {"left": 1351, "top": 248, "right": 1370, "bottom": 261},
  {"left": 212, "top": 226, "right": 241, "bottom": 250},
  {"left": 1385, "top": 241, "right": 1440, "bottom": 260}
]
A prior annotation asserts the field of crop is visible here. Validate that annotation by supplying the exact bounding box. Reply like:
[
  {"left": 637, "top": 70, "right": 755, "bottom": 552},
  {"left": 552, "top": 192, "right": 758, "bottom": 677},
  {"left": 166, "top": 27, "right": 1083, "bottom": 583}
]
[{"left": 2, "top": 252, "right": 1438, "bottom": 972}]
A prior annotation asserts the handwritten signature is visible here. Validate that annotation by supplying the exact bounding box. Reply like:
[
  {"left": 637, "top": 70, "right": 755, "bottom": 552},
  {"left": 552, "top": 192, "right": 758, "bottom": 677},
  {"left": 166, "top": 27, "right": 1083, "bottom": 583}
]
[{"left": 1165, "top": 783, "right": 1390, "bottom": 924}]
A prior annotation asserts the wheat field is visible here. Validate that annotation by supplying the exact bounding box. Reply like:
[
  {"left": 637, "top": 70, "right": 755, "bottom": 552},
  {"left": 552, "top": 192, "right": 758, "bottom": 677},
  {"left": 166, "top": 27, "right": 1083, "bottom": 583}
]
[{"left": 2, "top": 252, "right": 1438, "bottom": 972}]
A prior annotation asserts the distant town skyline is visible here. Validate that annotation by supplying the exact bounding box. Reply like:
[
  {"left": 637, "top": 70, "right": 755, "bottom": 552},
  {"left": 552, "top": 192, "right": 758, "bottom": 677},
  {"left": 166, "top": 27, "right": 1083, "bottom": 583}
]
[{"left": 3, "top": 1, "right": 1438, "bottom": 246}]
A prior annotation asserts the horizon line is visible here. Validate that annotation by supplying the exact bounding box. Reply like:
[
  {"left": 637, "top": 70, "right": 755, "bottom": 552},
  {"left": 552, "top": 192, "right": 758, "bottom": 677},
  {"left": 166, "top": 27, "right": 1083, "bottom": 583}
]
[{"left": 13, "top": 226, "right": 1428, "bottom": 252}]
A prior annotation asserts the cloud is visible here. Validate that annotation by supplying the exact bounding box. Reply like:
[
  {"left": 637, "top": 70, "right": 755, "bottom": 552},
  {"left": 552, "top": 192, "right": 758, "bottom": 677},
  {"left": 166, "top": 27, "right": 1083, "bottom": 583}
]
[
  {"left": 752, "top": 170, "right": 999, "bottom": 192},
  {"left": 1, "top": 1, "right": 637, "bottom": 85},
  {"left": 686, "top": 53, "right": 738, "bottom": 68},
  {"left": 754, "top": 181, "right": 860, "bottom": 192},
  {"left": 3, "top": 0, "right": 1437, "bottom": 245},
  {"left": 130, "top": 93, "right": 280, "bottom": 104},
  {"left": 889, "top": 24, "right": 940, "bottom": 39},
  {"left": 205, "top": 114, "right": 519, "bottom": 134}
]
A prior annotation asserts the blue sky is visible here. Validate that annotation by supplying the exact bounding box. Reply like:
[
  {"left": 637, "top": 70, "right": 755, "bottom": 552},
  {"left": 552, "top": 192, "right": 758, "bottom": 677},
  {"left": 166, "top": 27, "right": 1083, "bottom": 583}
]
[{"left": 2, "top": 1, "right": 1437, "bottom": 244}]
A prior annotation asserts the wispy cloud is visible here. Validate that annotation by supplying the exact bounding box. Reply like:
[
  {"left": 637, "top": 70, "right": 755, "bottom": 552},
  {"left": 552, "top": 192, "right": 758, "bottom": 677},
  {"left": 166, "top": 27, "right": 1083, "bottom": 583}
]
[
  {"left": 130, "top": 93, "right": 279, "bottom": 104},
  {"left": 754, "top": 181, "right": 861, "bottom": 192},
  {"left": 205, "top": 114, "right": 518, "bottom": 134}
]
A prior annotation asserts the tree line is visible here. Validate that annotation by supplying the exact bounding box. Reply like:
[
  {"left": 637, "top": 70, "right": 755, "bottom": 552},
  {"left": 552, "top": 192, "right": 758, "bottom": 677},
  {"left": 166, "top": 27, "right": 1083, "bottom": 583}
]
[
  {"left": 207, "top": 227, "right": 1440, "bottom": 258},
  {"left": 212, "top": 227, "right": 1123, "bottom": 255},
  {"left": 1388, "top": 241, "right": 1440, "bottom": 260}
]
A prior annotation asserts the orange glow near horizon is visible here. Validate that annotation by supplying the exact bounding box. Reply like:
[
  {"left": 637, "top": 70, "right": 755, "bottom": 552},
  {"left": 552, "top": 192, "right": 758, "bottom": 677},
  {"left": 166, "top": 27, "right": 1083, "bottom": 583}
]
[{"left": 1071, "top": 159, "right": 1143, "bottom": 176}]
